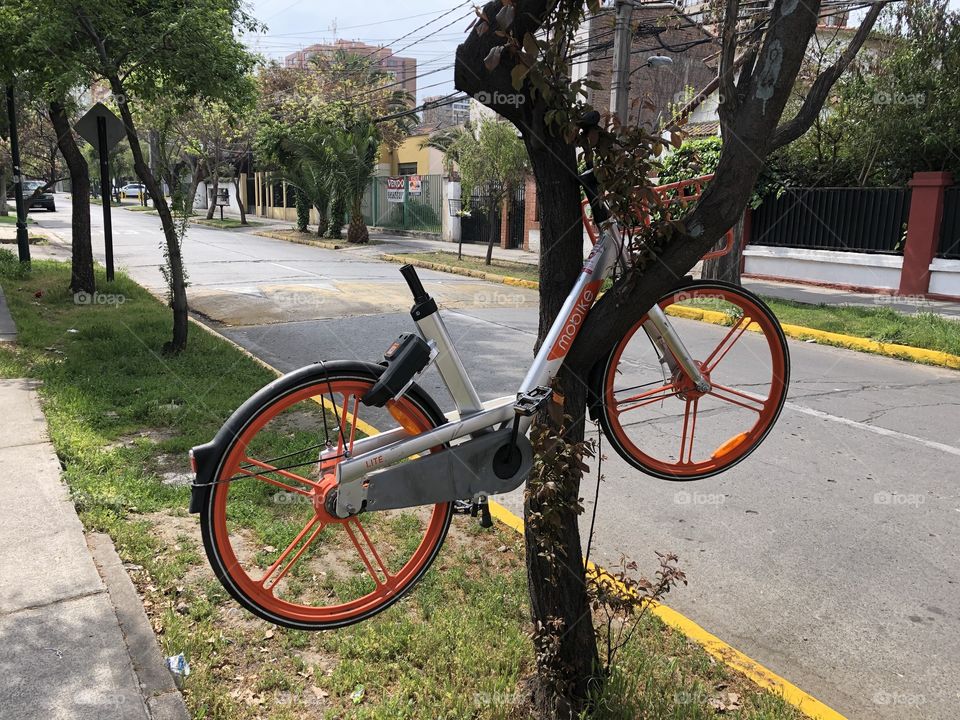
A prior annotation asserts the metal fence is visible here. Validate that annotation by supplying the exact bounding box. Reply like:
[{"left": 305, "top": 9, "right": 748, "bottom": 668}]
[
  {"left": 362, "top": 174, "right": 444, "bottom": 234},
  {"left": 938, "top": 186, "right": 960, "bottom": 260},
  {"left": 750, "top": 187, "right": 911, "bottom": 255},
  {"left": 461, "top": 184, "right": 525, "bottom": 248}
]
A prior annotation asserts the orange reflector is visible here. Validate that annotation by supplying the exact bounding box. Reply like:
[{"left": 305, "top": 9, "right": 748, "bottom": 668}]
[
  {"left": 387, "top": 400, "right": 420, "bottom": 435},
  {"left": 711, "top": 431, "right": 750, "bottom": 460}
]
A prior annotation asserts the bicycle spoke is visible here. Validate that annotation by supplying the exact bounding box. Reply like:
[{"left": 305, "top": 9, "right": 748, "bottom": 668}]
[
  {"left": 615, "top": 383, "right": 677, "bottom": 414},
  {"left": 260, "top": 514, "right": 326, "bottom": 591},
  {"left": 344, "top": 518, "right": 392, "bottom": 588},
  {"left": 678, "top": 398, "right": 698, "bottom": 464},
  {"left": 234, "top": 456, "right": 319, "bottom": 495},
  {"left": 709, "top": 382, "right": 767, "bottom": 414},
  {"left": 704, "top": 314, "right": 751, "bottom": 371}
]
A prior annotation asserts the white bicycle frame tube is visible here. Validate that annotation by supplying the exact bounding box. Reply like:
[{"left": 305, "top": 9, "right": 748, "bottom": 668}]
[{"left": 335, "top": 219, "right": 708, "bottom": 511}]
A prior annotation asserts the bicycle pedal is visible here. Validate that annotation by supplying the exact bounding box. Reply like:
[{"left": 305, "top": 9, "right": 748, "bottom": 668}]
[{"left": 514, "top": 385, "right": 552, "bottom": 416}]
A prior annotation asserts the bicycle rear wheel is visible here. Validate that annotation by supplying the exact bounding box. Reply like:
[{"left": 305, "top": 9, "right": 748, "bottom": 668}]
[
  {"left": 598, "top": 281, "right": 790, "bottom": 480},
  {"left": 198, "top": 361, "right": 451, "bottom": 630}
]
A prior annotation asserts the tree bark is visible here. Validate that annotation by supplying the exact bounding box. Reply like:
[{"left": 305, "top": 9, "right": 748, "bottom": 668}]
[
  {"left": 110, "top": 77, "right": 189, "bottom": 353},
  {"left": 699, "top": 211, "right": 745, "bottom": 284},
  {"left": 485, "top": 196, "right": 499, "bottom": 265},
  {"left": 48, "top": 100, "right": 95, "bottom": 294},
  {"left": 185, "top": 160, "right": 206, "bottom": 217},
  {"left": 326, "top": 192, "right": 343, "bottom": 239},
  {"left": 206, "top": 165, "right": 219, "bottom": 220},
  {"left": 232, "top": 173, "right": 248, "bottom": 225},
  {"left": 0, "top": 164, "right": 9, "bottom": 216}
]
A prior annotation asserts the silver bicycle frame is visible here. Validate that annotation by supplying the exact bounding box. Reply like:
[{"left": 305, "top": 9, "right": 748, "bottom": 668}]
[{"left": 334, "top": 220, "right": 709, "bottom": 514}]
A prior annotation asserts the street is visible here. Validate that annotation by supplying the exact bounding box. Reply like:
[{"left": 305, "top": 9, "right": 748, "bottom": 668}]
[{"left": 35, "top": 197, "right": 960, "bottom": 719}]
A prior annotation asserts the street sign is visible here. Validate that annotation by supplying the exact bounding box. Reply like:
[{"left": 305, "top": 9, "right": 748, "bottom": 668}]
[
  {"left": 74, "top": 103, "right": 126, "bottom": 150},
  {"left": 74, "top": 102, "right": 127, "bottom": 281},
  {"left": 386, "top": 177, "right": 405, "bottom": 203}
]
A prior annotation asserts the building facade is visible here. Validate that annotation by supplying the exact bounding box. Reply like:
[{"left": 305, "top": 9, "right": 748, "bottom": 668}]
[{"left": 283, "top": 40, "right": 417, "bottom": 97}]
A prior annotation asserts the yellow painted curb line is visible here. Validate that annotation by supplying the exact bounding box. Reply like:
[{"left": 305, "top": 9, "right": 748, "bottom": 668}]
[
  {"left": 665, "top": 304, "right": 960, "bottom": 370},
  {"left": 379, "top": 253, "right": 540, "bottom": 290},
  {"left": 489, "top": 499, "right": 845, "bottom": 720},
  {"left": 256, "top": 229, "right": 355, "bottom": 252},
  {"left": 381, "top": 254, "right": 960, "bottom": 371},
  {"left": 193, "top": 314, "right": 843, "bottom": 718}
]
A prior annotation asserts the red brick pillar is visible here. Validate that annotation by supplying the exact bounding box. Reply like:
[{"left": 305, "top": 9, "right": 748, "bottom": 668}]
[
  {"left": 899, "top": 171, "right": 953, "bottom": 296},
  {"left": 522, "top": 175, "right": 538, "bottom": 252},
  {"left": 500, "top": 197, "right": 510, "bottom": 249}
]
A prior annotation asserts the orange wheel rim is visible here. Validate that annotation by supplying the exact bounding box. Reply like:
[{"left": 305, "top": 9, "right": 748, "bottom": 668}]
[
  {"left": 211, "top": 380, "right": 449, "bottom": 624},
  {"left": 605, "top": 287, "right": 787, "bottom": 477}
]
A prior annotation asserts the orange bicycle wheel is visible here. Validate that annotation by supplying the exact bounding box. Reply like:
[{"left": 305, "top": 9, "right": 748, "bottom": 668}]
[
  {"left": 599, "top": 281, "right": 789, "bottom": 480},
  {"left": 199, "top": 362, "right": 451, "bottom": 630}
]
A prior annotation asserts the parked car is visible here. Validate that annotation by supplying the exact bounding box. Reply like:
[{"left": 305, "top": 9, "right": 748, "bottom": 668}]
[
  {"left": 120, "top": 182, "right": 147, "bottom": 199},
  {"left": 6, "top": 180, "right": 56, "bottom": 212}
]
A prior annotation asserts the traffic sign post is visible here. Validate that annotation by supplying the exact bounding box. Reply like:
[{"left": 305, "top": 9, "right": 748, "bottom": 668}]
[
  {"left": 75, "top": 103, "right": 126, "bottom": 282},
  {"left": 6, "top": 85, "right": 30, "bottom": 264}
]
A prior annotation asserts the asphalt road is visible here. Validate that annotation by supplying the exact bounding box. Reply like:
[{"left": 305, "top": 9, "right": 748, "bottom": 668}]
[{"left": 33, "top": 197, "right": 959, "bottom": 719}]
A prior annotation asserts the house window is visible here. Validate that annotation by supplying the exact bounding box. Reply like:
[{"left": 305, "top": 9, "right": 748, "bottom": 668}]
[{"left": 397, "top": 163, "right": 418, "bottom": 176}]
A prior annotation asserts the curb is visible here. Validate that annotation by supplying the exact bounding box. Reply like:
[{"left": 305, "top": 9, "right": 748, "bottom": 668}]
[
  {"left": 255, "top": 228, "right": 382, "bottom": 251},
  {"left": 381, "top": 254, "right": 960, "bottom": 371},
  {"left": 88, "top": 533, "right": 190, "bottom": 720},
  {"left": 664, "top": 304, "right": 960, "bottom": 370},
  {"left": 379, "top": 253, "right": 539, "bottom": 289},
  {"left": 189, "top": 316, "right": 844, "bottom": 720},
  {"left": 487, "top": 500, "right": 845, "bottom": 720}
]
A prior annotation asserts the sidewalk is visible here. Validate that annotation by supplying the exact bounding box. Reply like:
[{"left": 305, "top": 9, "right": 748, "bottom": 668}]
[
  {"left": 364, "top": 231, "right": 960, "bottom": 319},
  {"left": 0, "top": 293, "right": 187, "bottom": 720}
]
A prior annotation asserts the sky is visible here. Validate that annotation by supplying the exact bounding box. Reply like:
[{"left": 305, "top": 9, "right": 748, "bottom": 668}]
[{"left": 243, "top": 0, "right": 469, "bottom": 104}]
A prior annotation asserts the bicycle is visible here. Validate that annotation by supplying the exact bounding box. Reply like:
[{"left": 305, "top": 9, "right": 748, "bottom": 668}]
[{"left": 188, "top": 114, "right": 791, "bottom": 630}]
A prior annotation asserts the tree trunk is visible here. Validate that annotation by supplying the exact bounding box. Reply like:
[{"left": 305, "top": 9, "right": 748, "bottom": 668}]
[
  {"left": 0, "top": 164, "right": 8, "bottom": 216},
  {"left": 184, "top": 160, "right": 206, "bottom": 217},
  {"left": 327, "top": 192, "right": 344, "bottom": 239},
  {"left": 48, "top": 100, "right": 95, "bottom": 294},
  {"left": 347, "top": 201, "right": 368, "bottom": 244},
  {"left": 485, "top": 197, "right": 499, "bottom": 265},
  {"left": 232, "top": 174, "right": 248, "bottom": 225},
  {"left": 522, "top": 129, "right": 601, "bottom": 719},
  {"left": 110, "top": 78, "right": 189, "bottom": 353},
  {"left": 206, "top": 167, "right": 219, "bottom": 220},
  {"left": 699, "top": 210, "right": 746, "bottom": 284}
]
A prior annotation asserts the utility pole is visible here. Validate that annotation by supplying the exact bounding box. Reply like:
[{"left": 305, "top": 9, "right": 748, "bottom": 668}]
[
  {"left": 609, "top": 0, "right": 635, "bottom": 124},
  {"left": 5, "top": 84, "right": 30, "bottom": 264}
]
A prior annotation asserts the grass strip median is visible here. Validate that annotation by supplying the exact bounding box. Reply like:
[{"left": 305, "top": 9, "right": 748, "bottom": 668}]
[{"left": 0, "top": 248, "right": 806, "bottom": 719}]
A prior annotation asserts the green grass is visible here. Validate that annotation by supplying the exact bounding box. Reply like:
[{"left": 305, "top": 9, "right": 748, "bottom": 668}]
[
  {"left": 0, "top": 248, "right": 804, "bottom": 720},
  {"left": 761, "top": 297, "right": 960, "bottom": 356},
  {"left": 679, "top": 295, "right": 960, "bottom": 357},
  {"left": 0, "top": 214, "right": 35, "bottom": 224},
  {"left": 387, "top": 250, "right": 540, "bottom": 284},
  {"left": 193, "top": 217, "right": 262, "bottom": 229},
  {"left": 123, "top": 205, "right": 156, "bottom": 212}
]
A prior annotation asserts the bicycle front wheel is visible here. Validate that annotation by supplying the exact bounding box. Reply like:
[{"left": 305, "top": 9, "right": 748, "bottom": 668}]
[
  {"left": 198, "top": 361, "right": 452, "bottom": 630},
  {"left": 599, "top": 281, "right": 790, "bottom": 480}
]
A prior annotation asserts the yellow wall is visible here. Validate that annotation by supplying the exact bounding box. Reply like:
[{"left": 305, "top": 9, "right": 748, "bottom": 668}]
[{"left": 378, "top": 134, "right": 445, "bottom": 176}]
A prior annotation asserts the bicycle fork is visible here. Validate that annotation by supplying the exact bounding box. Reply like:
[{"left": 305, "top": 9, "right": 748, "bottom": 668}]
[{"left": 642, "top": 305, "right": 711, "bottom": 393}]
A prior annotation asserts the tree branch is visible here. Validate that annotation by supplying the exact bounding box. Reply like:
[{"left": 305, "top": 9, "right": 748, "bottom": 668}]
[
  {"left": 768, "top": 1, "right": 888, "bottom": 151},
  {"left": 717, "top": 0, "right": 742, "bottom": 127}
]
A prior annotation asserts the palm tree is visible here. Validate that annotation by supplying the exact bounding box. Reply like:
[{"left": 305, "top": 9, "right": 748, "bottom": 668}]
[
  {"left": 278, "top": 129, "right": 334, "bottom": 236},
  {"left": 327, "top": 121, "right": 379, "bottom": 244}
]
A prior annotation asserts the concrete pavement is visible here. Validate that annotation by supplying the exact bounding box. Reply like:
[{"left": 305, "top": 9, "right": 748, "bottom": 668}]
[
  {"left": 0, "top": 292, "right": 187, "bottom": 718},
  {"left": 28, "top": 195, "right": 960, "bottom": 719}
]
